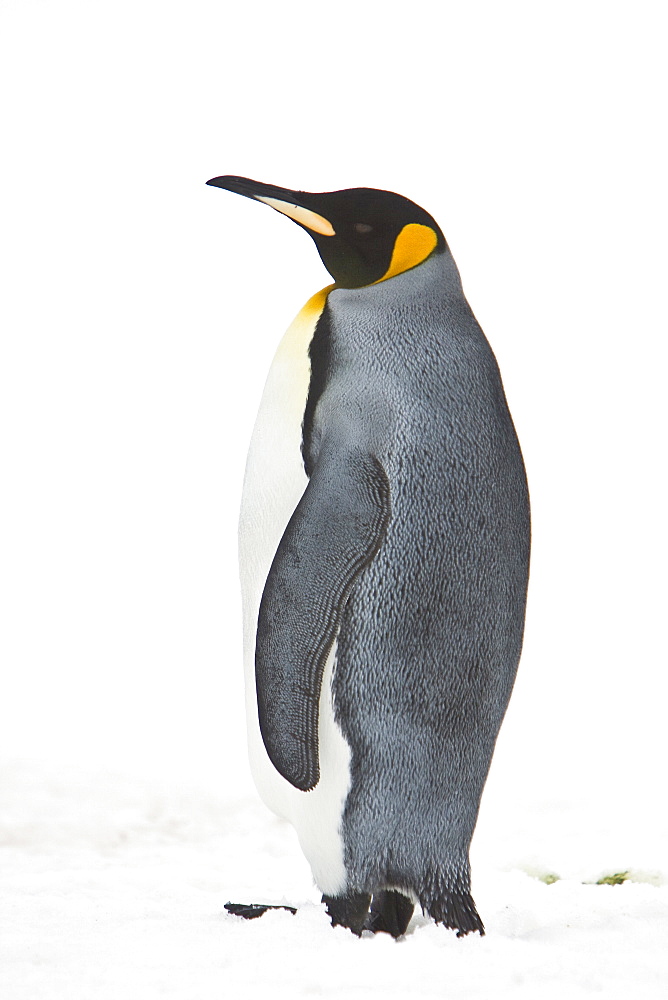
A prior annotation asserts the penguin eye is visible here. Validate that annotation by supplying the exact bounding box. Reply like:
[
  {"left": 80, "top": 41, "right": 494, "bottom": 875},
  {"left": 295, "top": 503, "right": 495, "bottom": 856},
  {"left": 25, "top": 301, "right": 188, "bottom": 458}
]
[{"left": 353, "top": 223, "right": 374, "bottom": 235}]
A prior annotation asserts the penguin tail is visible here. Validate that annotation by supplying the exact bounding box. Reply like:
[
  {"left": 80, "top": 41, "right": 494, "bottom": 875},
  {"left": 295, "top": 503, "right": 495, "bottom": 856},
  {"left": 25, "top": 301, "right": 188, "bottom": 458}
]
[{"left": 421, "top": 889, "right": 485, "bottom": 937}]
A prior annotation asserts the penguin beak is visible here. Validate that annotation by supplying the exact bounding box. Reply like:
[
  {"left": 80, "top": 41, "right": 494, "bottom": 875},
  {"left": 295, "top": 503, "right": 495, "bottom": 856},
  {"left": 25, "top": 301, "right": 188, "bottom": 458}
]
[{"left": 206, "top": 175, "right": 336, "bottom": 237}]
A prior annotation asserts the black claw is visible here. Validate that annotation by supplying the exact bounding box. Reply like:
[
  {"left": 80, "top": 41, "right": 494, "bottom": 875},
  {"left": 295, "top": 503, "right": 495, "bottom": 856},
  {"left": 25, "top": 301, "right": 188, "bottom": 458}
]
[
  {"left": 366, "top": 890, "right": 415, "bottom": 937},
  {"left": 322, "top": 892, "right": 372, "bottom": 936}
]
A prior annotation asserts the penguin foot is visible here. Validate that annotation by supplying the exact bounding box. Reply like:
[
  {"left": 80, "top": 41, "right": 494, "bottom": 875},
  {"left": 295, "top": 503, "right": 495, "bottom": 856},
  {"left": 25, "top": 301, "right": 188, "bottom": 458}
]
[
  {"left": 424, "top": 891, "right": 485, "bottom": 937},
  {"left": 366, "top": 890, "right": 415, "bottom": 938},
  {"left": 322, "top": 892, "right": 372, "bottom": 936},
  {"left": 224, "top": 901, "right": 297, "bottom": 920}
]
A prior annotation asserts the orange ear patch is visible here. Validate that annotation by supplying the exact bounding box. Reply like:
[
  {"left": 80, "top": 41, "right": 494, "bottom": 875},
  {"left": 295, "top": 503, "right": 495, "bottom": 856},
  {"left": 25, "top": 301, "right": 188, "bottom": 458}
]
[{"left": 376, "top": 223, "right": 438, "bottom": 283}]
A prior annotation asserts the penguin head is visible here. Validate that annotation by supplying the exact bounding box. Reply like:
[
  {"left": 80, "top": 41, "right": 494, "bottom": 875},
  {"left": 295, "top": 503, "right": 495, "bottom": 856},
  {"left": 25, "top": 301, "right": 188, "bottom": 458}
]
[{"left": 206, "top": 175, "right": 446, "bottom": 289}]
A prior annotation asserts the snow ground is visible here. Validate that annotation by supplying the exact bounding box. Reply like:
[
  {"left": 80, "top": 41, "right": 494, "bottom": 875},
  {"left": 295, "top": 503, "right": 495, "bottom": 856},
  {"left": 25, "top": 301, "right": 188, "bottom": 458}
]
[{"left": 1, "top": 760, "right": 666, "bottom": 1000}]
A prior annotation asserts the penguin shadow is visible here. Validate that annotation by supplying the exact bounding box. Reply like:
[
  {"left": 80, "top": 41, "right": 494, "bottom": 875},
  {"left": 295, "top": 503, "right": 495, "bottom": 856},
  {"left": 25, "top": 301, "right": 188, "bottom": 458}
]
[{"left": 225, "top": 890, "right": 419, "bottom": 940}]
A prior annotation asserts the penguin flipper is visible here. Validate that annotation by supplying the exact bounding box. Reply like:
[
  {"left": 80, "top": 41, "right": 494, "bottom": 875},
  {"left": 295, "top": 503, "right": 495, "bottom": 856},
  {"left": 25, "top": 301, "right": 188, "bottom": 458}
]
[{"left": 255, "top": 450, "right": 391, "bottom": 791}]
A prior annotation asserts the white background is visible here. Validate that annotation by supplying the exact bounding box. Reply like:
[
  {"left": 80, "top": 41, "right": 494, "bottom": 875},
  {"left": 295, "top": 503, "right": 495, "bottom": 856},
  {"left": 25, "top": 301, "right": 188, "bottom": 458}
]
[{"left": 0, "top": 2, "right": 666, "bottom": 995}]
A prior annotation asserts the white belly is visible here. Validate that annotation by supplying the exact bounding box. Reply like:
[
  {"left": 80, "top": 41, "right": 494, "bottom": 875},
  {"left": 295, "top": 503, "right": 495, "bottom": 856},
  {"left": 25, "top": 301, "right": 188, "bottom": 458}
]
[{"left": 238, "top": 285, "right": 351, "bottom": 896}]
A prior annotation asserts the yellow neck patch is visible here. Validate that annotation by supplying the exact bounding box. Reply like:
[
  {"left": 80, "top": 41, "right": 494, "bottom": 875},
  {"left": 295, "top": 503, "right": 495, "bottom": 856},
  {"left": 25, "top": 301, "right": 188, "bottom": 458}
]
[
  {"left": 375, "top": 223, "right": 438, "bottom": 284},
  {"left": 300, "top": 283, "right": 336, "bottom": 319}
]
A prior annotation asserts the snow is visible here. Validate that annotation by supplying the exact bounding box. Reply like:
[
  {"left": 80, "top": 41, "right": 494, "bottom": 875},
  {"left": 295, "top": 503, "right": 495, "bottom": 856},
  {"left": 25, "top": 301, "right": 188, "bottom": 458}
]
[
  {"left": 1, "top": 760, "right": 666, "bottom": 999},
  {"left": 1, "top": 0, "right": 667, "bottom": 996}
]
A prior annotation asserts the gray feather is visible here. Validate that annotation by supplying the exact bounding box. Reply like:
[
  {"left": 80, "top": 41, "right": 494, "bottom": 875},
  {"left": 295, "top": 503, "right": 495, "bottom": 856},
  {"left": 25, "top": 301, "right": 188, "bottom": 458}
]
[{"left": 309, "top": 250, "right": 530, "bottom": 921}]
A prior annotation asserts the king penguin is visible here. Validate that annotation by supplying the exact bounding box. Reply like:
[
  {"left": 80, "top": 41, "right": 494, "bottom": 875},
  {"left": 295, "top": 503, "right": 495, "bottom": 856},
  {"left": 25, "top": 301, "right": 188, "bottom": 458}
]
[{"left": 207, "top": 175, "right": 530, "bottom": 938}]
